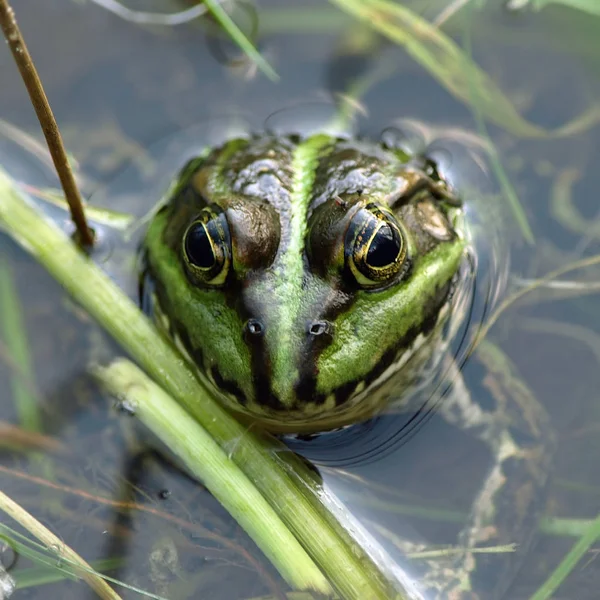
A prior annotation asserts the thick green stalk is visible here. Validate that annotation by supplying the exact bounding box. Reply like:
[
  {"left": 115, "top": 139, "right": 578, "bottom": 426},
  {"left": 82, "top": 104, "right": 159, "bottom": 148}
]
[
  {"left": 0, "top": 170, "right": 408, "bottom": 600},
  {"left": 93, "top": 359, "right": 331, "bottom": 594}
]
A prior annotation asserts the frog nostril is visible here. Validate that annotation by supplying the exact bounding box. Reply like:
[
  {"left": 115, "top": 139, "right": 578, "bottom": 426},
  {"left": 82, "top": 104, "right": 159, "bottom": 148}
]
[
  {"left": 308, "top": 320, "right": 330, "bottom": 336},
  {"left": 245, "top": 319, "right": 265, "bottom": 336}
]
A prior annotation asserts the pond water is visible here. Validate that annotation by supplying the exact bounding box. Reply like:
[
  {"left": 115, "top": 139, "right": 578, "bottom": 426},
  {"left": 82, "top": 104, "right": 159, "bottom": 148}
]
[{"left": 1, "top": 1, "right": 600, "bottom": 599}]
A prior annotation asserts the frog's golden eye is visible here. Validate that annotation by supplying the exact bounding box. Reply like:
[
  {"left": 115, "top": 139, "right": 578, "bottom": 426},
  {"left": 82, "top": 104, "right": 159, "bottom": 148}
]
[
  {"left": 182, "top": 208, "right": 231, "bottom": 286},
  {"left": 346, "top": 203, "right": 406, "bottom": 288}
]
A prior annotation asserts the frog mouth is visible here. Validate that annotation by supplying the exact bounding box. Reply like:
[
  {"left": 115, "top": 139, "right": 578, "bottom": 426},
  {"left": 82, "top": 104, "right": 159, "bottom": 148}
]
[
  {"left": 171, "top": 296, "right": 452, "bottom": 435},
  {"left": 143, "top": 246, "right": 470, "bottom": 434}
]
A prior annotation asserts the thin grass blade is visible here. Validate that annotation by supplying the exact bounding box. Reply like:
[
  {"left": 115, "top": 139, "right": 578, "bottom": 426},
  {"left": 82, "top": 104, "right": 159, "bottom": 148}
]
[
  {"left": 329, "top": 0, "right": 600, "bottom": 138},
  {"left": 204, "top": 0, "right": 278, "bottom": 81}
]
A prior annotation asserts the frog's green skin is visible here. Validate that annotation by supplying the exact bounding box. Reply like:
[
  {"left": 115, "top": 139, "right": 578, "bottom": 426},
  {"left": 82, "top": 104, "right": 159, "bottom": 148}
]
[
  {"left": 143, "top": 134, "right": 465, "bottom": 433},
  {"left": 142, "top": 133, "right": 554, "bottom": 599}
]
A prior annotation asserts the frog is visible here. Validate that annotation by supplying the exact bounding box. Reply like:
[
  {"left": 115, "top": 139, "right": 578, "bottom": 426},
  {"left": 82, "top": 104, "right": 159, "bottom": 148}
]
[{"left": 140, "top": 132, "right": 554, "bottom": 599}]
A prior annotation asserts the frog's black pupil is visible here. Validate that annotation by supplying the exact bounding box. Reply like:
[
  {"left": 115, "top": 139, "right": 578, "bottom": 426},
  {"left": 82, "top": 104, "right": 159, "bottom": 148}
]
[
  {"left": 185, "top": 223, "right": 215, "bottom": 268},
  {"left": 366, "top": 224, "right": 399, "bottom": 267}
]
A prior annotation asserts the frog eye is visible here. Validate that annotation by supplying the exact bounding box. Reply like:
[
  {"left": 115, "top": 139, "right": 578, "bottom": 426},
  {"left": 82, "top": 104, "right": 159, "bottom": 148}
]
[
  {"left": 346, "top": 203, "right": 406, "bottom": 288},
  {"left": 182, "top": 208, "right": 231, "bottom": 286}
]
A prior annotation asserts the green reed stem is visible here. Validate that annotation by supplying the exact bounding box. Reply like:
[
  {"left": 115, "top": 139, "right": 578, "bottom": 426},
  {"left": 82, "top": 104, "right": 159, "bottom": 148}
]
[
  {"left": 93, "top": 358, "right": 331, "bottom": 594},
  {"left": 204, "top": 0, "right": 278, "bottom": 80}
]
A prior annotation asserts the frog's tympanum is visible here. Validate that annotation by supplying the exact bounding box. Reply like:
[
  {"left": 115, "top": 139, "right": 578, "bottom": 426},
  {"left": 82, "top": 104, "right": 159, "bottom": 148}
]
[{"left": 142, "top": 134, "right": 553, "bottom": 600}]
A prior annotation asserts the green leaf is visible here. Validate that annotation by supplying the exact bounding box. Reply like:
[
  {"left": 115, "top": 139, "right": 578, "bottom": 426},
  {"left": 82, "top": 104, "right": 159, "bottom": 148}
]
[
  {"left": 203, "top": 0, "right": 279, "bottom": 81},
  {"left": 329, "top": 0, "right": 600, "bottom": 138},
  {"left": 531, "top": 0, "right": 600, "bottom": 16}
]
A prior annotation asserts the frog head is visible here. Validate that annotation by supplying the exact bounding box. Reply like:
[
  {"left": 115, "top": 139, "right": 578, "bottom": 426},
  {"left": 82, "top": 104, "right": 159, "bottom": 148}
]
[{"left": 142, "top": 134, "right": 466, "bottom": 432}]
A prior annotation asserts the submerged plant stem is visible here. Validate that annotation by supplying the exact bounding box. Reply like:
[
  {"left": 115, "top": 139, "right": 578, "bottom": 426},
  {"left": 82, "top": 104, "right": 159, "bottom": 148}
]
[
  {"left": 0, "top": 0, "right": 93, "bottom": 247},
  {"left": 529, "top": 510, "right": 600, "bottom": 600}
]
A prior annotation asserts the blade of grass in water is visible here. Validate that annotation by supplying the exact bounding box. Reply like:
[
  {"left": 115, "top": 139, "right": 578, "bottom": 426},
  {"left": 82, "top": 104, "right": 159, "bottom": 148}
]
[
  {"left": 0, "top": 169, "right": 408, "bottom": 600},
  {"left": 460, "top": 5, "right": 534, "bottom": 244},
  {"left": 0, "top": 258, "right": 56, "bottom": 482},
  {"left": 1, "top": 525, "right": 166, "bottom": 599},
  {"left": 329, "top": 0, "right": 600, "bottom": 139},
  {"left": 515, "top": 0, "right": 600, "bottom": 15},
  {"left": 204, "top": 0, "right": 278, "bottom": 81},
  {"left": 0, "top": 261, "right": 41, "bottom": 432},
  {"left": 529, "top": 510, "right": 600, "bottom": 600},
  {"left": 0, "top": 491, "right": 122, "bottom": 599},
  {"left": 15, "top": 557, "right": 123, "bottom": 590}
]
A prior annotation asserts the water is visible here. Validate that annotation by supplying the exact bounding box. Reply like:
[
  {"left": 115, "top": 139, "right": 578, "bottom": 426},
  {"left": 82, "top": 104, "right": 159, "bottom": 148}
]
[{"left": 1, "top": 1, "right": 599, "bottom": 598}]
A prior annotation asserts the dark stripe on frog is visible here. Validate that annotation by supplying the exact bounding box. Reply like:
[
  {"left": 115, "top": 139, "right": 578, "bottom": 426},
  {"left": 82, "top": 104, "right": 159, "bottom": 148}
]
[
  {"left": 147, "top": 269, "right": 252, "bottom": 408},
  {"left": 295, "top": 279, "right": 454, "bottom": 408},
  {"left": 238, "top": 293, "right": 288, "bottom": 412},
  {"left": 153, "top": 152, "right": 287, "bottom": 410},
  {"left": 210, "top": 135, "right": 297, "bottom": 254}
]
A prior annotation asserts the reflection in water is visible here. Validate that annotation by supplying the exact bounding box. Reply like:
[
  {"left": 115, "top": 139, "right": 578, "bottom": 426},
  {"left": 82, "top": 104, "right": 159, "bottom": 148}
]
[{"left": 87, "top": 0, "right": 210, "bottom": 26}]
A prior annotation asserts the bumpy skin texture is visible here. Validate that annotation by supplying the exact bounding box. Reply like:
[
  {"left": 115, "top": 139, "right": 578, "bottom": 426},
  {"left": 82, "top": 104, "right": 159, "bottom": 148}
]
[{"left": 143, "top": 134, "right": 465, "bottom": 432}]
